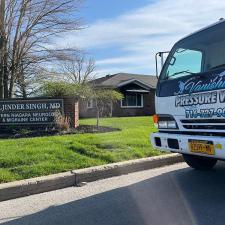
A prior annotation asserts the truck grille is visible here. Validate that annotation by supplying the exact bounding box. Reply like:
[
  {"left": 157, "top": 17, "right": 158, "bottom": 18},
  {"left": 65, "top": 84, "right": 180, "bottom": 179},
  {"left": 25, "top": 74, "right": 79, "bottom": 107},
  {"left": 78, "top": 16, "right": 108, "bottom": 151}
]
[{"left": 181, "top": 119, "right": 225, "bottom": 130}]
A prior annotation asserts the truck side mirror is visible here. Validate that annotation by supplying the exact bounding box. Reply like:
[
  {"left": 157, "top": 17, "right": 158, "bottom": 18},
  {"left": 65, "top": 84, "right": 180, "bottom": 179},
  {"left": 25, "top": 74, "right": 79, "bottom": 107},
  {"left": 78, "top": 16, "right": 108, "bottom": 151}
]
[{"left": 155, "top": 51, "right": 170, "bottom": 79}]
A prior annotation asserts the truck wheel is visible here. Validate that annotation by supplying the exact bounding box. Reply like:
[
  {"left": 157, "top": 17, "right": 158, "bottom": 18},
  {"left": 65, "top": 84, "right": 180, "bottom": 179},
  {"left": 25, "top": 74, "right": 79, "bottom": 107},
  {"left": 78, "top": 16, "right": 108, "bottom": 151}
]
[{"left": 182, "top": 154, "right": 217, "bottom": 170}]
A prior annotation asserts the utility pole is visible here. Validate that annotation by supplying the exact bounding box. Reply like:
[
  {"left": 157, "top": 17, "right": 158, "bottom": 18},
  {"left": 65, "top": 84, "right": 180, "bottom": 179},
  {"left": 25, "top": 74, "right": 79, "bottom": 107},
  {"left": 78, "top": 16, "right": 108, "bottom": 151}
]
[{"left": 0, "top": 0, "right": 5, "bottom": 99}]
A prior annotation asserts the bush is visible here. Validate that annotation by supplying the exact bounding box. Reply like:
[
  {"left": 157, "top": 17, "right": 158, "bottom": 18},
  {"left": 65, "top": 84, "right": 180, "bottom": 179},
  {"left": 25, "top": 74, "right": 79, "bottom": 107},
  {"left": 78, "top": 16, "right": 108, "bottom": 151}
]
[
  {"left": 41, "top": 81, "right": 92, "bottom": 98},
  {"left": 41, "top": 81, "right": 77, "bottom": 97},
  {"left": 54, "top": 111, "right": 71, "bottom": 132}
]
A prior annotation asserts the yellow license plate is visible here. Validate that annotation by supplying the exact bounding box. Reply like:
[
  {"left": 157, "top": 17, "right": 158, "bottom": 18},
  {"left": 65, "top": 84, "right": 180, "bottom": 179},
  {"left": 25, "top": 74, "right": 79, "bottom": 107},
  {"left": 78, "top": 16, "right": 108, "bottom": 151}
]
[{"left": 188, "top": 140, "right": 215, "bottom": 155}]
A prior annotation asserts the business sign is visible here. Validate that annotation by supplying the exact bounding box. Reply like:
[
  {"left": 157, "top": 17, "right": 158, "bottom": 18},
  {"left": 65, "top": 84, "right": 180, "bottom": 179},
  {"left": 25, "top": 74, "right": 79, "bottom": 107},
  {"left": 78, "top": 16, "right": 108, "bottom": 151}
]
[{"left": 0, "top": 99, "right": 63, "bottom": 125}]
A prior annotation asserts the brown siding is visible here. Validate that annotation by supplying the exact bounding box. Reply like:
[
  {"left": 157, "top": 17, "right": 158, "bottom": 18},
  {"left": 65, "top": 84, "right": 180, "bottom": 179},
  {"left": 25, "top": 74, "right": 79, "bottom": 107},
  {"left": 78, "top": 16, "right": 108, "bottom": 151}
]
[
  {"left": 79, "top": 89, "right": 155, "bottom": 118},
  {"left": 79, "top": 101, "right": 96, "bottom": 118}
]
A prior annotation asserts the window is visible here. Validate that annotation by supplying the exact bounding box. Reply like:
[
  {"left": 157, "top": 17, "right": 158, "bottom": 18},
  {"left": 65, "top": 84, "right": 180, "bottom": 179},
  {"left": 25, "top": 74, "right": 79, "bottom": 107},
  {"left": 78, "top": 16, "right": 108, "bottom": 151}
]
[
  {"left": 161, "top": 22, "right": 225, "bottom": 80},
  {"left": 165, "top": 48, "right": 202, "bottom": 79},
  {"left": 121, "top": 93, "right": 143, "bottom": 108},
  {"left": 87, "top": 99, "right": 94, "bottom": 108}
]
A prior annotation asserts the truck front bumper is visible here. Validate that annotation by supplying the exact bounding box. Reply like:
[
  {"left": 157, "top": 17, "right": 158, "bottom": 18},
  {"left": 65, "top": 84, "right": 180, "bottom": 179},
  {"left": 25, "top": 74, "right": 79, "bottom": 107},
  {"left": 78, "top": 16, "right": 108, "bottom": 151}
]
[{"left": 151, "top": 132, "right": 225, "bottom": 160}]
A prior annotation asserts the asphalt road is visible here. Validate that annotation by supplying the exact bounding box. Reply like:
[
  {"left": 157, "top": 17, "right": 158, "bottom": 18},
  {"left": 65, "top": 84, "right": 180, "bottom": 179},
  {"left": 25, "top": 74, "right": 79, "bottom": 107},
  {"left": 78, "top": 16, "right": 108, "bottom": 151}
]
[{"left": 1, "top": 161, "right": 225, "bottom": 225}]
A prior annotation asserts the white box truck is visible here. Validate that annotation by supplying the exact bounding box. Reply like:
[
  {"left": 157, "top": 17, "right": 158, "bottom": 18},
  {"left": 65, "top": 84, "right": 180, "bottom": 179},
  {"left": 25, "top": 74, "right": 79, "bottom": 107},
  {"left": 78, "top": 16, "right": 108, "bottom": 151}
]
[{"left": 151, "top": 19, "right": 225, "bottom": 170}]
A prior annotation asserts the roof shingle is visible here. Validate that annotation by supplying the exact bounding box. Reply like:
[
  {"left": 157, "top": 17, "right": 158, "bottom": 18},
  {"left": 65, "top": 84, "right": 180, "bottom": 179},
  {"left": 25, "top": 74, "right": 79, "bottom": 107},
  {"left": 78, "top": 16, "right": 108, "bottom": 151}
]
[{"left": 92, "top": 73, "right": 157, "bottom": 89}]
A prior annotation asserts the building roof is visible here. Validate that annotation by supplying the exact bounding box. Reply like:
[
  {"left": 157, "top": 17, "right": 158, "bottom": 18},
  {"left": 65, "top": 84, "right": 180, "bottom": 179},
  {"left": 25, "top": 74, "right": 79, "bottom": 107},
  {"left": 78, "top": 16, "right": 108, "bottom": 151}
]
[{"left": 92, "top": 73, "right": 157, "bottom": 89}]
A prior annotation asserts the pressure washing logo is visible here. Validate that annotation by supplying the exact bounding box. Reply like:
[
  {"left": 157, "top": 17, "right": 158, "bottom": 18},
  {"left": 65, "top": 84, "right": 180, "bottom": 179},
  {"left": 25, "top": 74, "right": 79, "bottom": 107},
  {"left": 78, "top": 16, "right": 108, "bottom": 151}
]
[
  {"left": 175, "top": 71, "right": 225, "bottom": 95},
  {"left": 175, "top": 71, "right": 225, "bottom": 118}
]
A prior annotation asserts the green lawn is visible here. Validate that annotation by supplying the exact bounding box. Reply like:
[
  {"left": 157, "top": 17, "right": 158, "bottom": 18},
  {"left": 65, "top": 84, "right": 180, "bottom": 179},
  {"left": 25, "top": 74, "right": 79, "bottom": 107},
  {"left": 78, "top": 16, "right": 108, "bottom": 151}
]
[{"left": 0, "top": 116, "right": 162, "bottom": 183}]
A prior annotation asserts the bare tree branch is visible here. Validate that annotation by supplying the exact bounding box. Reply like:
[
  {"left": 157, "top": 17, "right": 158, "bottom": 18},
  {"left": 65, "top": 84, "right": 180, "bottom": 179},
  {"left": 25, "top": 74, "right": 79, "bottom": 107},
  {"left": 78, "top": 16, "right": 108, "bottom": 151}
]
[
  {"left": 0, "top": 0, "right": 83, "bottom": 98},
  {"left": 53, "top": 53, "right": 96, "bottom": 85}
]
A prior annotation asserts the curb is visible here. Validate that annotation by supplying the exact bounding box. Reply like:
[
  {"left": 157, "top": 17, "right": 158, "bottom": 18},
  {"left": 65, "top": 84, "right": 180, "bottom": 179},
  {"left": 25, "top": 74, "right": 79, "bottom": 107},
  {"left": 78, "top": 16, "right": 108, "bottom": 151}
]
[
  {"left": 73, "top": 153, "right": 183, "bottom": 184},
  {"left": 0, "top": 154, "right": 183, "bottom": 202}
]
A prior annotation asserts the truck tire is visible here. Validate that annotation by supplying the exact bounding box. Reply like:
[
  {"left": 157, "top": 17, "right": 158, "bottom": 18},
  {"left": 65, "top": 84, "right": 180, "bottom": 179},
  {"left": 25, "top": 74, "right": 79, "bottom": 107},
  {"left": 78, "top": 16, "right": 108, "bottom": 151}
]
[{"left": 182, "top": 154, "right": 217, "bottom": 170}]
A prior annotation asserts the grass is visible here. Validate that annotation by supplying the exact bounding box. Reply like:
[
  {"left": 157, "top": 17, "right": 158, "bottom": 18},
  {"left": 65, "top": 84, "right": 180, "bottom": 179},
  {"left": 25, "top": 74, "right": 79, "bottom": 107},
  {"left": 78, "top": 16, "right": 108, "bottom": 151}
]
[{"left": 0, "top": 116, "right": 162, "bottom": 183}]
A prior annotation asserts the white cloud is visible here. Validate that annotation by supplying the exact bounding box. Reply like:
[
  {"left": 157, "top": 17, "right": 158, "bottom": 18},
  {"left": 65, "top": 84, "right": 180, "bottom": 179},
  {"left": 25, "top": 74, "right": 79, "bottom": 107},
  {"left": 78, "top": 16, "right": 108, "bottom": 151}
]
[{"left": 54, "top": 0, "right": 225, "bottom": 76}]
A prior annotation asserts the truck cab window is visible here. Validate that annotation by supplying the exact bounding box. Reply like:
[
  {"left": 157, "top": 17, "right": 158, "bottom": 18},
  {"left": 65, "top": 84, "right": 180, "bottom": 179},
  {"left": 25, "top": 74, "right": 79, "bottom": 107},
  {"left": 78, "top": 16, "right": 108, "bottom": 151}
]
[{"left": 165, "top": 48, "right": 202, "bottom": 79}]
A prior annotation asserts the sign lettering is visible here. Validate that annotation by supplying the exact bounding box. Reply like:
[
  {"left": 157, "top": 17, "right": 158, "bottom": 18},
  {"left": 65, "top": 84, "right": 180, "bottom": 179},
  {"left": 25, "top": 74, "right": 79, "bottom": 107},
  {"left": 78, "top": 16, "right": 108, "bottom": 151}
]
[{"left": 0, "top": 99, "right": 63, "bottom": 125}]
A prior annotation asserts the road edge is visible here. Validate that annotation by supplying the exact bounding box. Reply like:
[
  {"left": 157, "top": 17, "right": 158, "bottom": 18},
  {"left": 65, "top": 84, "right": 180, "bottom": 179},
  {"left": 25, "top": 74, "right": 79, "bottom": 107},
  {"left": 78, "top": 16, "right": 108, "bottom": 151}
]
[{"left": 0, "top": 153, "right": 183, "bottom": 202}]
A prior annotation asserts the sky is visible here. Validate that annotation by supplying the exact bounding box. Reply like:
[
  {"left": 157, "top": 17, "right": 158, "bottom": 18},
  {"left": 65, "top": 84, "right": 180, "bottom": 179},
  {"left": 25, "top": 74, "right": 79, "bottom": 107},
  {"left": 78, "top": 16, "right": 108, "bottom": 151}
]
[{"left": 54, "top": 0, "right": 225, "bottom": 77}]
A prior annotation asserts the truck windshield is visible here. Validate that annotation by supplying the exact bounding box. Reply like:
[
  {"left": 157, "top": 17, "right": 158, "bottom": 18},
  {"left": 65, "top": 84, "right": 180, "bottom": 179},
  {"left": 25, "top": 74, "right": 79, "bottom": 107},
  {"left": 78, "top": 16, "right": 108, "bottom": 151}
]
[{"left": 160, "top": 21, "right": 225, "bottom": 80}]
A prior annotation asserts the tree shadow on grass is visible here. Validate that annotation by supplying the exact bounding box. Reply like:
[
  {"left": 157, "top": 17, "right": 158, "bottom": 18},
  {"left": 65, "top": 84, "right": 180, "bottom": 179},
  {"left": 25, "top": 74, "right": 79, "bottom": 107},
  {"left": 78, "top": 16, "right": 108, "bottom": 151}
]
[
  {"left": 2, "top": 162, "right": 225, "bottom": 225},
  {"left": 0, "top": 125, "right": 121, "bottom": 139},
  {"left": 69, "top": 145, "right": 115, "bottom": 163}
]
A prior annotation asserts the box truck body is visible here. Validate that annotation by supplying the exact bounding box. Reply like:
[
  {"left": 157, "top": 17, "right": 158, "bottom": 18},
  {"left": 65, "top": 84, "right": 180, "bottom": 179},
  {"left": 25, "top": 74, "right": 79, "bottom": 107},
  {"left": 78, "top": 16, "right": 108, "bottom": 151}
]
[{"left": 151, "top": 20, "right": 225, "bottom": 169}]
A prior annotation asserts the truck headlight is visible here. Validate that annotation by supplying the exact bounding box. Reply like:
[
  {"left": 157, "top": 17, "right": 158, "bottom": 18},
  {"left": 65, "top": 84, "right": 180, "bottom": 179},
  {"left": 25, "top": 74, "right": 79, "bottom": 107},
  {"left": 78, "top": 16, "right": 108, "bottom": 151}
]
[
  {"left": 153, "top": 115, "right": 178, "bottom": 129},
  {"left": 167, "top": 121, "right": 177, "bottom": 129},
  {"left": 158, "top": 121, "right": 167, "bottom": 129}
]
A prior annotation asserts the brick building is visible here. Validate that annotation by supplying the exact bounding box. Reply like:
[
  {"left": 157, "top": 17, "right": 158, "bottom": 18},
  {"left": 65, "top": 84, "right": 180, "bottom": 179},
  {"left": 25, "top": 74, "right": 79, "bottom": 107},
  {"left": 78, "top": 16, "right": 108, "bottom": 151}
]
[{"left": 80, "top": 73, "right": 157, "bottom": 118}]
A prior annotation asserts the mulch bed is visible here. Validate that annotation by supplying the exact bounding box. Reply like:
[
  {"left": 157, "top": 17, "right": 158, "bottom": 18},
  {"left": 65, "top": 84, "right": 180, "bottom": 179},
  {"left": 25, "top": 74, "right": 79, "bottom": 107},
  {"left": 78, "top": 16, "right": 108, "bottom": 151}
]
[{"left": 0, "top": 125, "right": 120, "bottom": 139}]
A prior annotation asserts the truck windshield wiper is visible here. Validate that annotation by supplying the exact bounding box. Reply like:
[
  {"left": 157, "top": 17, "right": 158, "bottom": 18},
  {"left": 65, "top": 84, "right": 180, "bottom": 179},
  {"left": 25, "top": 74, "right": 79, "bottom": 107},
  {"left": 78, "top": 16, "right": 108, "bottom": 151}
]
[
  {"left": 210, "top": 63, "right": 225, "bottom": 71},
  {"left": 168, "top": 70, "right": 196, "bottom": 79}
]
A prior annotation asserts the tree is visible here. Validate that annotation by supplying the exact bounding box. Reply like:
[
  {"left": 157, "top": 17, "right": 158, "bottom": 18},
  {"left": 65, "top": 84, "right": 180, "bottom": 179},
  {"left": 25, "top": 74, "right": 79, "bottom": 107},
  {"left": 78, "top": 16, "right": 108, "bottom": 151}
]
[
  {"left": 0, "top": 0, "right": 5, "bottom": 99},
  {"left": 53, "top": 53, "right": 96, "bottom": 84},
  {"left": 0, "top": 0, "right": 83, "bottom": 99},
  {"left": 41, "top": 81, "right": 123, "bottom": 128},
  {"left": 40, "top": 81, "right": 92, "bottom": 99},
  {"left": 93, "top": 89, "right": 123, "bottom": 127}
]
